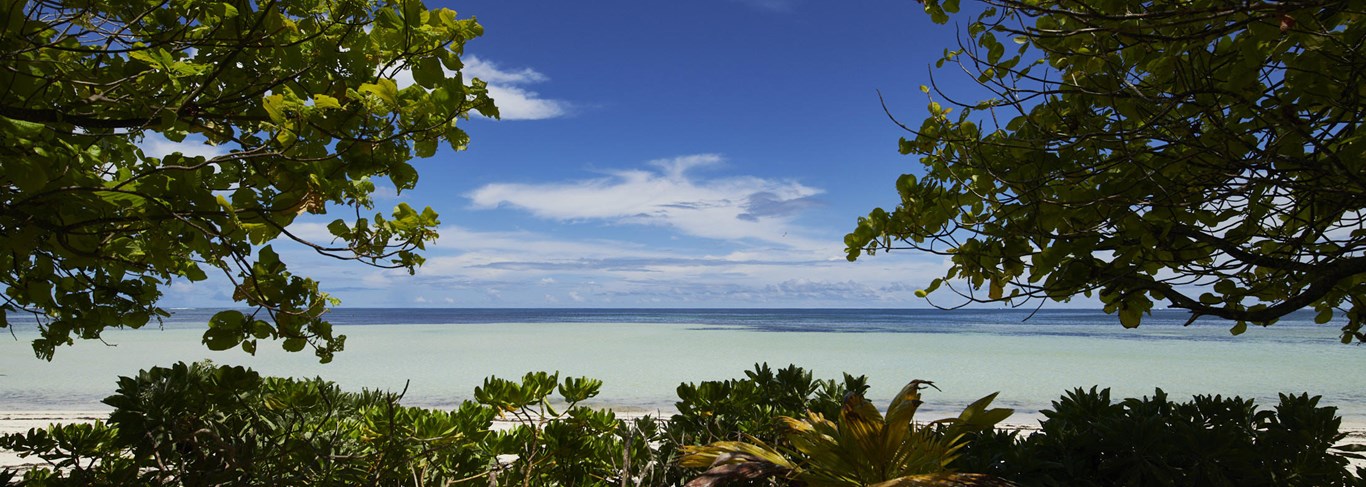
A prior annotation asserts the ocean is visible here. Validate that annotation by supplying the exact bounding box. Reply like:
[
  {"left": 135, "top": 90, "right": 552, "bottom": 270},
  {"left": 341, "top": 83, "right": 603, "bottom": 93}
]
[{"left": 2, "top": 308, "right": 1364, "bottom": 423}]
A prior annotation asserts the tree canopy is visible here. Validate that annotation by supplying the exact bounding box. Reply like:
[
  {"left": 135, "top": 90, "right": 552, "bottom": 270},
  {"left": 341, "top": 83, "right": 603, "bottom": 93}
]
[
  {"left": 0, "top": 0, "right": 495, "bottom": 361},
  {"left": 846, "top": 0, "right": 1366, "bottom": 342}
]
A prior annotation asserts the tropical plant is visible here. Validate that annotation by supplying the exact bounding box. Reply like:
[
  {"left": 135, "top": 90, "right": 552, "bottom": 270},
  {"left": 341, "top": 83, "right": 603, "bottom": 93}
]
[
  {"left": 476, "top": 371, "right": 663, "bottom": 486},
  {"left": 2, "top": 361, "right": 497, "bottom": 485},
  {"left": 845, "top": 0, "right": 1366, "bottom": 342},
  {"left": 671, "top": 363, "right": 868, "bottom": 446},
  {"left": 964, "top": 387, "right": 1366, "bottom": 486},
  {"left": 680, "top": 379, "right": 1016, "bottom": 486},
  {"left": 1, "top": 0, "right": 495, "bottom": 361}
]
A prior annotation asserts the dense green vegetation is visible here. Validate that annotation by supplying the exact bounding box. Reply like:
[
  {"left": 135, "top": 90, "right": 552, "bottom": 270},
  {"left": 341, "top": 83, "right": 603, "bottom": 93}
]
[
  {"left": 959, "top": 388, "right": 1366, "bottom": 486},
  {"left": 846, "top": 0, "right": 1366, "bottom": 342},
  {"left": 3, "top": 363, "right": 1362, "bottom": 486},
  {"left": 1, "top": 0, "right": 488, "bottom": 361},
  {"left": 5, "top": 0, "right": 1366, "bottom": 484}
]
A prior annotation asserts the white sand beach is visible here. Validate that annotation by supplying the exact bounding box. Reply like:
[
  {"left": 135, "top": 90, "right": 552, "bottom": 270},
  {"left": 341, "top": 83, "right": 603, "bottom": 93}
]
[{"left": 5, "top": 311, "right": 1365, "bottom": 473}]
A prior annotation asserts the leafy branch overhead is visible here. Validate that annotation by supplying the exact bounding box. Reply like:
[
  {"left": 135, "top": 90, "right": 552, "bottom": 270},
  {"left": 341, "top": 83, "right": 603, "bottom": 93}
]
[
  {"left": 0, "top": 0, "right": 496, "bottom": 361},
  {"left": 847, "top": 0, "right": 1366, "bottom": 342}
]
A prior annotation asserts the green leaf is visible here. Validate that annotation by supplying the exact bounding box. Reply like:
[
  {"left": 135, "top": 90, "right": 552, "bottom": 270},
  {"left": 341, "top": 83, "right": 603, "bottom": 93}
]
[
  {"left": 242, "top": 223, "right": 275, "bottom": 245},
  {"left": 414, "top": 138, "right": 437, "bottom": 158},
  {"left": 402, "top": 0, "right": 425, "bottom": 27},
  {"left": 376, "top": 8, "right": 402, "bottom": 29},
  {"left": 1119, "top": 306, "right": 1141, "bottom": 328},
  {"left": 215, "top": 2, "right": 239, "bottom": 18},
  {"left": 209, "top": 310, "right": 246, "bottom": 330},
  {"left": 359, "top": 79, "right": 400, "bottom": 108},
  {"left": 390, "top": 162, "right": 418, "bottom": 190},
  {"left": 412, "top": 57, "right": 445, "bottom": 88},
  {"left": 263, "top": 93, "right": 288, "bottom": 123},
  {"left": 0, "top": 115, "right": 45, "bottom": 137},
  {"left": 282, "top": 337, "right": 306, "bottom": 352},
  {"left": 327, "top": 219, "right": 350, "bottom": 238},
  {"left": 312, "top": 94, "right": 341, "bottom": 109},
  {"left": 251, "top": 320, "right": 274, "bottom": 339},
  {"left": 183, "top": 264, "right": 207, "bottom": 282}
]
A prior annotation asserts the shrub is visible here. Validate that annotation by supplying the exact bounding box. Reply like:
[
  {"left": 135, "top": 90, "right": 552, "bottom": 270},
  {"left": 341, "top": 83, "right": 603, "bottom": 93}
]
[
  {"left": 9, "top": 364, "right": 1362, "bottom": 486},
  {"left": 961, "top": 387, "right": 1366, "bottom": 486},
  {"left": 3, "top": 361, "right": 495, "bottom": 486}
]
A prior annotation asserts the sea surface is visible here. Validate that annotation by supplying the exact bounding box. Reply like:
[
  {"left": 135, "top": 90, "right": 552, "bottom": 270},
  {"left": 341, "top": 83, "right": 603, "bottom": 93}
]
[{"left": 3, "top": 308, "right": 1365, "bottom": 423}]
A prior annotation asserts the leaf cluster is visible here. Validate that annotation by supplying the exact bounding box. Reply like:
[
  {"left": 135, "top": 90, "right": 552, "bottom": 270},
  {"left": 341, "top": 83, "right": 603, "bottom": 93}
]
[
  {"left": 2, "top": 361, "right": 496, "bottom": 485},
  {"left": 847, "top": 0, "right": 1366, "bottom": 342},
  {"left": 1, "top": 0, "right": 491, "bottom": 361},
  {"left": 5, "top": 363, "right": 1365, "bottom": 486},
  {"left": 957, "top": 387, "right": 1366, "bottom": 486},
  {"left": 671, "top": 363, "right": 869, "bottom": 446}
]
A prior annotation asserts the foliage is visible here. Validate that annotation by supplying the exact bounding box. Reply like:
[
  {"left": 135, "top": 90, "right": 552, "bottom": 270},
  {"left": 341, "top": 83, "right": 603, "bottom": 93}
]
[
  {"left": 0, "top": 0, "right": 496, "bottom": 361},
  {"left": 958, "top": 387, "right": 1366, "bottom": 486},
  {"left": 671, "top": 363, "right": 868, "bottom": 446},
  {"left": 475, "top": 371, "right": 666, "bottom": 486},
  {"left": 9, "top": 364, "right": 1362, "bottom": 486},
  {"left": 2, "top": 361, "right": 496, "bottom": 485},
  {"left": 659, "top": 363, "right": 868, "bottom": 486},
  {"left": 845, "top": 0, "right": 1366, "bottom": 342},
  {"left": 680, "top": 379, "right": 1016, "bottom": 487},
  {"left": 0, "top": 363, "right": 875, "bottom": 486}
]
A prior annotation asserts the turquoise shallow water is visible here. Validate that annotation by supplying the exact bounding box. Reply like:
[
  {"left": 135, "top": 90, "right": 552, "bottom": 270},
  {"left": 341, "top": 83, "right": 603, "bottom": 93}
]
[{"left": 2, "top": 309, "right": 1364, "bottom": 423}]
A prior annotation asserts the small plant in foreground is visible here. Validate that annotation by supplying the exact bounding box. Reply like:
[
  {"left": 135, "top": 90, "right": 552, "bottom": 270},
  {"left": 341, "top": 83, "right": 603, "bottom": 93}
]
[{"left": 680, "top": 379, "right": 1016, "bottom": 486}]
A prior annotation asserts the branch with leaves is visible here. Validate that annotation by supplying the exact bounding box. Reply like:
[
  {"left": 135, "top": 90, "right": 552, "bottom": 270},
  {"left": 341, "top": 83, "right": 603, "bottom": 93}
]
[
  {"left": 0, "top": 0, "right": 497, "bottom": 361},
  {"left": 848, "top": 0, "right": 1366, "bottom": 343}
]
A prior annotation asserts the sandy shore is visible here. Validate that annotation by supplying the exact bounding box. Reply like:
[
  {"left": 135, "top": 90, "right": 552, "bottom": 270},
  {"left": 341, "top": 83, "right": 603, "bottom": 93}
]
[
  {"left": 3, "top": 410, "right": 1363, "bottom": 472},
  {"left": 0, "top": 411, "right": 112, "bottom": 472}
]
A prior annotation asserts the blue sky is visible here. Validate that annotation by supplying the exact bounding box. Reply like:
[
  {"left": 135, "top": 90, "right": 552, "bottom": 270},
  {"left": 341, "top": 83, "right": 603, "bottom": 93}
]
[{"left": 162, "top": 0, "right": 1015, "bottom": 308}]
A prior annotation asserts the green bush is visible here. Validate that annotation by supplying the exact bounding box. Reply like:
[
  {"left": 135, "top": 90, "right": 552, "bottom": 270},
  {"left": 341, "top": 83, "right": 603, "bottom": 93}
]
[
  {"left": 2, "top": 362, "right": 860, "bottom": 487},
  {"left": 656, "top": 363, "right": 867, "bottom": 485},
  {"left": 958, "top": 387, "right": 1366, "bottom": 487},
  {"left": 3, "top": 361, "right": 495, "bottom": 486},
  {"left": 669, "top": 363, "right": 866, "bottom": 445},
  {"left": 7, "top": 364, "right": 1364, "bottom": 487},
  {"left": 474, "top": 371, "right": 665, "bottom": 486}
]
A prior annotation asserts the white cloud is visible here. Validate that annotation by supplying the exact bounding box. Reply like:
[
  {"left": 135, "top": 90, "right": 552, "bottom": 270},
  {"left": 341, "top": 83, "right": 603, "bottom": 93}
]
[
  {"left": 466, "top": 56, "right": 570, "bottom": 120},
  {"left": 392, "top": 55, "right": 569, "bottom": 121},
  {"left": 139, "top": 133, "right": 230, "bottom": 160},
  {"left": 484, "top": 84, "right": 570, "bottom": 121},
  {"left": 227, "top": 215, "right": 965, "bottom": 307},
  {"left": 176, "top": 156, "right": 970, "bottom": 308},
  {"left": 464, "top": 56, "right": 548, "bottom": 84},
  {"left": 467, "top": 154, "right": 823, "bottom": 245},
  {"left": 332, "top": 222, "right": 954, "bottom": 306}
]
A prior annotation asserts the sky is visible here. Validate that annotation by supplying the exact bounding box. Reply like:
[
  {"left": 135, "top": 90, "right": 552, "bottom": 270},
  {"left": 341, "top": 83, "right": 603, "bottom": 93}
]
[{"left": 162, "top": 0, "right": 1035, "bottom": 309}]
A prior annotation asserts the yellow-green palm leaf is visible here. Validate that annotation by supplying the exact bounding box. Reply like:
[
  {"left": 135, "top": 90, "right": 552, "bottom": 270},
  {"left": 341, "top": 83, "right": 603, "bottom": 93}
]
[{"left": 681, "top": 378, "right": 1015, "bottom": 486}]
